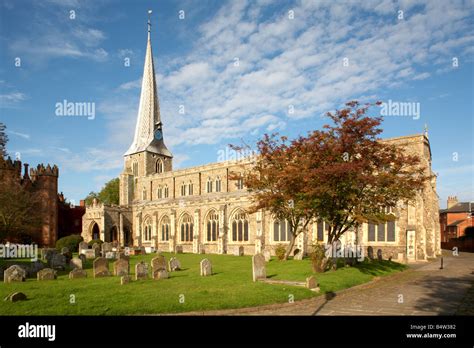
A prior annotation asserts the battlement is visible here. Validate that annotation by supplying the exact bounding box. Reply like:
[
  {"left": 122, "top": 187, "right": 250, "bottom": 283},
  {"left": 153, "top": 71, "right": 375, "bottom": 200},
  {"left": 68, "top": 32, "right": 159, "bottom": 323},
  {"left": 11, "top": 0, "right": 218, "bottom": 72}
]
[
  {"left": 0, "top": 156, "right": 21, "bottom": 172},
  {"left": 30, "top": 163, "right": 59, "bottom": 177}
]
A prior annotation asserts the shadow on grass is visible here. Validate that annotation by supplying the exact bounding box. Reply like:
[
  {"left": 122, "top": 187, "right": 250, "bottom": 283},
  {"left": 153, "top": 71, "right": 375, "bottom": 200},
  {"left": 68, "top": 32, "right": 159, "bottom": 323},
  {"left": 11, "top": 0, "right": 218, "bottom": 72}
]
[{"left": 353, "top": 259, "right": 407, "bottom": 276}]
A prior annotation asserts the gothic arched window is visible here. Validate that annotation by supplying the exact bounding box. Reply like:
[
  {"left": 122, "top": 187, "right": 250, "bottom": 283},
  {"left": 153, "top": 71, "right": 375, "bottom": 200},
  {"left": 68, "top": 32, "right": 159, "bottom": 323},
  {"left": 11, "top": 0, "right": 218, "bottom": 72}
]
[
  {"left": 180, "top": 214, "right": 193, "bottom": 242},
  {"left": 207, "top": 177, "right": 213, "bottom": 193},
  {"left": 188, "top": 181, "right": 193, "bottom": 195},
  {"left": 143, "top": 218, "right": 152, "bottom": 241},
  {"left": 215, "top": 177, "right": 222, "bottom": 192},
  {"left": 164, "top": 185, "right": 169, "bottom": 198},
  {"left": 181, "top": 182, "right": 186, "bottom": 196},
  {"left": 161, "top": 216, "right": 170, "bottom": 241},
  {"left": 206, "top": 211, "right": 219, "bottom": 242},
  {"left": 231, "top": 210, "right": 249, "bottom": 242}
]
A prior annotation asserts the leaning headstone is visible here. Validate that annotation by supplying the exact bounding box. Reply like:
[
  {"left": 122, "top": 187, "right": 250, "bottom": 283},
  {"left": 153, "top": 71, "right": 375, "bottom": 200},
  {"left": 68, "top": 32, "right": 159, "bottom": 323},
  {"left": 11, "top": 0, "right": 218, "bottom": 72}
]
[
  {"left": 135, "top": 262, "right": 148, "bottom": 280},
  {"left": 93, "top": 257, "right": 110, "bottom": 278},
  {"left": 234, "top": 246, "right": 244, "bottom": 256},
  {"left": 306, "top": 276, "right": 320, "bottom": 292},
  {"left": 69, "top": 269, "right": 87, "bottom": 279},
  {"left": 367, "top": 246, "right": 374, "bottom": 260},
  {"left": 263, "top": 250, "right": 271, "bottom": 262},
  {"left": 169, "top": 257, "right": 181, "bottom": 271},
  {"left": 70, "top": 257, "right": 83, "bottom": 270},
  {"left": 200, "top": 258, "right": 212, "bottom": 276},
  {"left": 4, "top": 265, "right": 26, "bottom": 283},
  {"left": 37, "top": 268, "right": 57, "bottom": 281},
  {"left": 252, "top": 253, "right": 266, "bottom": 281},
  {"left": 79, "top": 254, "right": 86, "bottom": 265},
  {"left": 121, "top": 275, "right": 131, "bottom": 285},
  {"left": 154, "top": 269, "right": 169, "bottom": 280},
  {"left": 113, "top": 258, "right": 129, "bottom": 276},
  {"left": 50, "top": 254, "right": 67, "bottom": 270},
  {"left": 377, "top": 249, "right": 383, "bottom": 261},
  {"left": 175, "top": 245, "right": 183, "bottom": 254},
  {"left": 4, "top": 292, "right": 27, "bottom": 302}
]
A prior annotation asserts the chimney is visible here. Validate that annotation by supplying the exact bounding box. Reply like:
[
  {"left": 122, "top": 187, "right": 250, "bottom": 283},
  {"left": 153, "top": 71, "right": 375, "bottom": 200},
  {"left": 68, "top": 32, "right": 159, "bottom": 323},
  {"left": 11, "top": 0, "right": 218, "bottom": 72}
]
[
  {"left": 23, "top": 163, "right": 29, "bottom": 179},
  {"left": 447, "top": 196, "right": 459, "bottom": 209}
]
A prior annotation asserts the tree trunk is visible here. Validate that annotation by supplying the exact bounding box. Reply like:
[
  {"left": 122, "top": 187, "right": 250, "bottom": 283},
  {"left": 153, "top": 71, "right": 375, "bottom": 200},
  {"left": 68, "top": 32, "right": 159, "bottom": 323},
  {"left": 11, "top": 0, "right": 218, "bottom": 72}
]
[{"left": 283, "top": 232, "right": 298, "bottom": 260}]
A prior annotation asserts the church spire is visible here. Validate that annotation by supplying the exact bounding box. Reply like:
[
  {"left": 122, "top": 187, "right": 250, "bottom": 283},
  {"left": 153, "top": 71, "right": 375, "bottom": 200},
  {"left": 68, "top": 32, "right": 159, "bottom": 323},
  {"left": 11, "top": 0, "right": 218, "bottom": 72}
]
[{"left": 124, "top": 10, "right": 172, "bottom": 158}]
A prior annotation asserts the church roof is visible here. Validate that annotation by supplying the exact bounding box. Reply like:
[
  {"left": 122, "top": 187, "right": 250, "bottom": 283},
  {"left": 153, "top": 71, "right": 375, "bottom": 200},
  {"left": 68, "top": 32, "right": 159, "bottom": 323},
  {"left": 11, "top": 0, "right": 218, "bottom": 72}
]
[{"left": 124, "top": 13, "right": 172, "bottom": 158}]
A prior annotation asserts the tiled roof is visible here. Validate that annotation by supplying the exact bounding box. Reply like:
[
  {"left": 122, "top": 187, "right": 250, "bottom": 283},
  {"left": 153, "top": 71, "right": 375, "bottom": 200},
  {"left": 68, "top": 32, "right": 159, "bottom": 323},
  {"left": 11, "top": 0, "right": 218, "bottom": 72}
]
[
  {"left": 440, "top": 202, "right": 473, "bottom": 214},
  {"left": 447, "top": 219, "right": 467, "bottom": 227}
]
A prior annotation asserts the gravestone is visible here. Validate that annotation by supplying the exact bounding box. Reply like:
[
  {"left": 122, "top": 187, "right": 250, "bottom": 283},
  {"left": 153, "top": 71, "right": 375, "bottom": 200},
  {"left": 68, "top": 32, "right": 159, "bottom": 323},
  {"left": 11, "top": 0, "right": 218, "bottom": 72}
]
[
  {"left": 50, "top": 253, "right": 67, "bottom": 270},
  {"left": 152, "top": 255, "right": 167, "bottom": 271},
  {"left": 37, "top": 268, "right": 57, "bottom": 281},
  {"left": 294, "top": 250, "right": 304, "bottom": 260},
  {"left": 234, "top": 246, "right": 244, "bottom": 256},
  {"left": 121, "top": 275, "right": 131, "bottom": 285},
  {"left": 175, "top": 245, "right": 183, "bottom": 254},
  {"left": 113, "top": 259, "right": 129, "bottom": 276},
  {"left": 83, "top": 249, "right": 96, "bottom": 259},
  {"left": 105, "top": 251, "right": 117, "bottom": 259},
  {"left": 93, "top": 257, "right": 110, "bottom": 278},
  {"left": 69, "top": 269, "right": 87, "bottom": 279},
  {"left": 4, "top": 265, "right": 26, "bottom": 283},
  {"left": 252, "top": 253, "right": 266, "bottom": 281},
  {"left": 78, "top": 241, "right": 88, "bottom": 253},
  {"left": 135, "top": 262, "right": 148, "bottom": 280},
  {"left": 377, "top": 249, "right": 383, "bottom": 261},
  {"left": 61, "top": 247, "right": 69, "bottom": 255},
  {"left": 263, "top": 250, "right": 271, "bottom": 262},
  {"left": 28, "top": 260, "right": 45, "bottom": 277},
  {"left": 92, "top": 244, "right": 101, "bottom": 257},
  {"left": 4, "top": 292, "right": 27, "bottom": 302},
  {"left": 118, "top": 253, "right": 130, "bottom": 262},
  {"left": 169, "top": 257, "right": 181, "bottom": 271},
  {"left": 102, "top": 242, "right": 113, "bottom": 256},
  {"left": 41, "top": 248, "right": 57, "bottom": 262},
  {"left": 306, "top": 276, "right": 320, "bottom": 292},
  {"left": 70, "top": 257, "right": 83, "bottom": 270},
  {"left": 79, "top": 254, "right": 86, "bottom": 265},
  {"left": 200, "top": 259, "right": 212, "bottom": 276},
  {"left": 154, "top": 269, "right": 169, "bottom": 280},
  {"left": 367, "top": 246, "right": 374, "bottom": 260}
]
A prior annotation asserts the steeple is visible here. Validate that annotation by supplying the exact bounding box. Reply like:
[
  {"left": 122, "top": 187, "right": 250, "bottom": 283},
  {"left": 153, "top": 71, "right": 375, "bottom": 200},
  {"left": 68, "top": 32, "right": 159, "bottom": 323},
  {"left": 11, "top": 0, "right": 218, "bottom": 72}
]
[{"left": 124, "top": 10, "right": 172, "bottom": 158}]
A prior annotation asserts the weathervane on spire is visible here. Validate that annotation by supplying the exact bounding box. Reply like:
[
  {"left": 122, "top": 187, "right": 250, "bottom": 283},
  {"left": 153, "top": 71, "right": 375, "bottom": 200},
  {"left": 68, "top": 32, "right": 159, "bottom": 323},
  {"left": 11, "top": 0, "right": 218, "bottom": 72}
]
[{"left": 147, "top": 9, "right": 152, "bottom": 34}]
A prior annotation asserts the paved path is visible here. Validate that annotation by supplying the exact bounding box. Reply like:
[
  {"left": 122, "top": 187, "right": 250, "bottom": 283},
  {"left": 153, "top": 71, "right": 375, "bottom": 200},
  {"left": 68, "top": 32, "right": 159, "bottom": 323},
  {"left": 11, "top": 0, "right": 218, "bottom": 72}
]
[{"left": 180, "top": 251, "right": 474, "bottom": 316}]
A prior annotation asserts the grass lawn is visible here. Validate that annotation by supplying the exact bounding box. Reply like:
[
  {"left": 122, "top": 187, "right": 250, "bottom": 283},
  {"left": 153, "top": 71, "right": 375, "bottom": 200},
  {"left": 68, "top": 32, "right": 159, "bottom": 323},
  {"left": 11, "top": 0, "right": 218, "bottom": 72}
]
[{"left": 0, "top": 253, "right": 406, "bottom": 315}]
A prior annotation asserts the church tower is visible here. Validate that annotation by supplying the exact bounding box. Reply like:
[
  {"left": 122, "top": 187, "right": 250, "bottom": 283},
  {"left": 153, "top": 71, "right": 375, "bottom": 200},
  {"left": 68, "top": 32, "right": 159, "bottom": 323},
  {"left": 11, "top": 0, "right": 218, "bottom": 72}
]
[{"left": 120, "top": 11, "right": 172, "bottom": 205}]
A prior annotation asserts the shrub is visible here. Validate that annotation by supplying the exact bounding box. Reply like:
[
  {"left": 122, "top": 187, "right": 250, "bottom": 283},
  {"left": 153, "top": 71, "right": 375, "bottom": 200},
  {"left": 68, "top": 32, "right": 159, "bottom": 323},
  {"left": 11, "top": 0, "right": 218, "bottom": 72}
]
[
  {"left": 88, "top": 239, "right": 103, "bottom": 247},
  {"left": 56, "top": 234, "right": 83, "bottom": 252},
  {"left": 275, "top": 244, "right": 287, "bottom": 261},
  {"left": 310, "top": 243, "right": 328, "bottom": 273}
]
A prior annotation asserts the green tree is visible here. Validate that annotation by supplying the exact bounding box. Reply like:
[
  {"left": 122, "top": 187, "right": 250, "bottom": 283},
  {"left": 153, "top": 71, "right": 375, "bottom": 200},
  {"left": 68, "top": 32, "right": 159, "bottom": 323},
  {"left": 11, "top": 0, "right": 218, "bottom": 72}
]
[{"left": 84, "top": 178, "right": 119, "bottom": 205}]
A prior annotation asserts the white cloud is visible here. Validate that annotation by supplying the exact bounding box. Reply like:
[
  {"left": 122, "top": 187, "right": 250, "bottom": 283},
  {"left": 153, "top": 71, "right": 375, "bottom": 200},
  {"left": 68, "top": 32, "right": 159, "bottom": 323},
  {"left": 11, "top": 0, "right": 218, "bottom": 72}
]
[
  {"left": 7, "top": 130, "right": 30, "bottom": 139},
  {"left": 0, "top": 92, "right": 27, "bottom": 108}
]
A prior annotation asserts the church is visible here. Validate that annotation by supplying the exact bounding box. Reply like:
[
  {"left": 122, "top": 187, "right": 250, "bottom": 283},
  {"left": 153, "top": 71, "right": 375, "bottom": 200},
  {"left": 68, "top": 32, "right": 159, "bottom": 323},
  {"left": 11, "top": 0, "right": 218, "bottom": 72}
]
[{"left": 81, "top": 16, "right": 441, "bottom": 262}]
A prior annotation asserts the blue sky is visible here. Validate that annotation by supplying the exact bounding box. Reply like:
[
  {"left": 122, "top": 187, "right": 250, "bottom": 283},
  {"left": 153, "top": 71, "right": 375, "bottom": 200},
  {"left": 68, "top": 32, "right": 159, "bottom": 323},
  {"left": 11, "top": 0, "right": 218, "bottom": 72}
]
[{"left": 0, "top": 0, "right": 473, "bottom": 208}]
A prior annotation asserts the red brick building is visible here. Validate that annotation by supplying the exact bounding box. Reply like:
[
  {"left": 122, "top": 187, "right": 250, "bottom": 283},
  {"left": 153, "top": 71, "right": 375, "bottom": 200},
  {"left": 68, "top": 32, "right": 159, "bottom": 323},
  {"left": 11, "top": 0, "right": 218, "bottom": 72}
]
[
  {"left": 58, "top": 194, "right": 86, "bottom": 239},
  {"left": 439, "top": 196, "right": 474, "bottom": 242}
]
